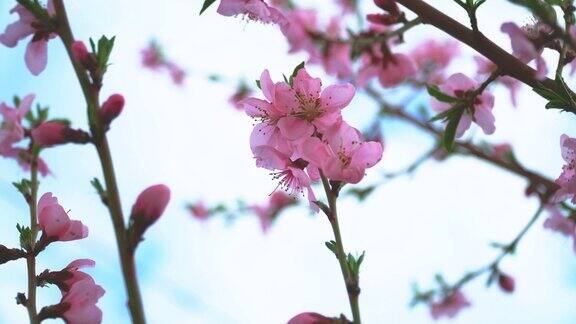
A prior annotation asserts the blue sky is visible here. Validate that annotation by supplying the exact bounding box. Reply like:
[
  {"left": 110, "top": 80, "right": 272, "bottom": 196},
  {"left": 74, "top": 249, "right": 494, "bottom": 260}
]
[{"left": 0, "top": 0, "right": 575, "bottom": 323}]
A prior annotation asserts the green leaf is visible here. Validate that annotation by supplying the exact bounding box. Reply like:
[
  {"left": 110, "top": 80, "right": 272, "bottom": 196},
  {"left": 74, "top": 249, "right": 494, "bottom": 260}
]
[
  {"left": 427, "top": 85, "right": 459, "bottom": 103},
  {"left": 443, "top": 107, "right": 465, "bottom": 151},
  {"left": 255, "top": 79, "right": 261, "bottom": 90},
  {"left": 288, "top": 61, "right": 305, "bottom": 86},
  {"left": 325, "top": 240, "right": 337, "bottom": 255},
  {"left": 16, "top": 224, "right": 31, "bottom": 251},
  {"left": 90, "top": 178, "right": 105, "bottom": 195},
  {"left": 200, "top": 0, "right": 218, "bottom": 14},
  {"left": 508, "top": 0, "right": 557, "bottom": 25},
  {"left": 96, "top": 35, "right": 115, "bottom": 71}
]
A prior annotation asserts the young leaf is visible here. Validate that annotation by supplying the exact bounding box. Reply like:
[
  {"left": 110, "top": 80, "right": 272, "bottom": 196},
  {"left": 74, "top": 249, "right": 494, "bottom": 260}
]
[
  {"left": 443, "top": 107, "right": 465, "bottom": 151},
  {"left": 288, "top": 61, "right": 305, "bottom": 86},
  {"left": 200, "top": 0, "right": 218, "bottom": 14},
  {"left": 427, "top": 85, "right": 459, "bottom": 103}
]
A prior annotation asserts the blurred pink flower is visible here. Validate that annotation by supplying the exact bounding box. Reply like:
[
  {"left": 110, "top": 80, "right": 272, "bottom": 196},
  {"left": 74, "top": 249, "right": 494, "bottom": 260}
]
[
  {"left": 551, "top": 134, "right": 576, "bottom": 204},
  {"left": 131, "top": 184, "right": 171, "bottom": 223},
  {"left": 217, "top": 0, "right": 288, "bottom": 26},
  {"left": 251, "top": 191, "right": 295, "bottom": 232},
  {"left": 188, "top": 201, "right": 211, "bottom": 221},
  {"left": 430, "top": 290, "right": 471, "bottom": 320},
  {"left": 60, "top": 279, "right": 105, "bottom": 324},
  {"left": 501, "top": 22, "right": 547, "bottom": 80},
  {"left": 100, "top": 94, "right": 125, "bottom": 125},
  {"left": 498, "top": 272, "right": 515, "bottom": 293},
  {"left": 0, "top": 1, "right": 57, "bottom": 75},
  {"left": 0, "top": 94, "right": 34, "bottom": 155},
  {"left": 358, "top": 45, "right": 416, "bottom": 88},
  {"left": 287, "top": 312, "right": 334, "bottom": 324}
]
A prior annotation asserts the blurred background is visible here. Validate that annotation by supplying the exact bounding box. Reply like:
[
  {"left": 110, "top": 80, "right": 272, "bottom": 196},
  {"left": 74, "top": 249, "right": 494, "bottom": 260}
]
[{"left": 0, "top": 0, "right": 575, "bottom": 323}]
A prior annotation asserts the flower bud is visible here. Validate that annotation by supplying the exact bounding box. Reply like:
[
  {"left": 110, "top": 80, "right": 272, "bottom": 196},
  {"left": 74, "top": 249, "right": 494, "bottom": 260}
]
[
  {"left": 128, "top": 185, "right": 171, "bottom": 252},
  {"left": 99, "top": 94, "right": 125, "bottom": 125},
  {"left": 32, "top": 121, "right": 90, "bottom": 147},
  {"left": 71, "top": 41, "right": 96, "bottom": 71},
  {"left": 287, "top": 312, "right": 335, "bottom": 324},
  {"left": 498, "top": 273, "right": 515, "bottom": 293}
]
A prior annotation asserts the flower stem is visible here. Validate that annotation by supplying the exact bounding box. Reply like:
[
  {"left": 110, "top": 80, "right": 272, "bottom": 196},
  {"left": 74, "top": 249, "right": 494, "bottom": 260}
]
[
  {"left": 320, "top": 174, "right": 362, "bottom": 324},
  {"left": 52, "top": 1, "right": 146, "bottom": 323},
  {"left": 26, "top": 152, "right": 39, "bottom": 324}
]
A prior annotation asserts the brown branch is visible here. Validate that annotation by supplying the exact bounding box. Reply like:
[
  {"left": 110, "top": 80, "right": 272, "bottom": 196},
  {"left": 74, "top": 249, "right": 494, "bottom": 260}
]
[
  {"left": 364, "top": 86, "right": 559, "bottom": 195},
  {"left": 395, "top": 0, "right": 557, "bottom": 91}
]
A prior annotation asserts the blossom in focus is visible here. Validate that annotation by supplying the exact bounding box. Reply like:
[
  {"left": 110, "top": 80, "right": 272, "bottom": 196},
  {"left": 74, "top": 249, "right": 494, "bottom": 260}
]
[
  {"left": 302, "top": 121, "right": 383, "bottom": 184},
  {"left": 551, "top": 134, "right": 576, "bottom": 204},
  {"left": 39, "top": 259, "right": 96, "bottom": 293},
  {"left": 60, "top": 279, "right": 105, "bottom": 324},
  {"left": 358, "top": 44, "right": 416, "bottom": 88},
  {"left": 0, "top": 1, "right": 57, "bottom": 75},
  {"left": 429, "top": 290, "right": 471, "bottom": 320},
  {"left": 37, "top": 193, "right": 88, "bottom": 242},
  {"left": 217, "top": 0, "right": 288, "bottom": 26},
  {"left": 501, "top": 22, "right": 548, "bottom": 80},
  {"left": 430, "top": 73, "right": 495, "bottom": 137},
  {"left": 0, "top": 94, "right": 34, "bottom": 155}
]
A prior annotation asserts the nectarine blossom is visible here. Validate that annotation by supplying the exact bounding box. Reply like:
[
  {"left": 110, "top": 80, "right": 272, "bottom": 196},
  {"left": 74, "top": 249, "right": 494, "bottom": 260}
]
[
  {"left": 501, "top": 22, "right": 548, "bottom": 80},
  {"left": 287, "top": 312, "right": 334, "bottom": 324},
  {"left": 61, "top": 279, "right": 105, "bottom": 324},
  {"left": 543, "top": 206, "right": 576, "bottom": 253},
  {"left": 37, "top": 193, "right": 88, "bottom": 242},
  {"left": 358, "top": 44, "right": 416, "bottom": 88},
  {"left": 251, "top": 191, "right": 295, "bottom": 232},
  {"left": 39, "top": 259, "right": 96, "bottom": 293},
  {"left": 0, "top": 1, "right": 56, "bottom": 75},
  {"left": 430, "top": 73, "right": 495, "bottom": 137}
]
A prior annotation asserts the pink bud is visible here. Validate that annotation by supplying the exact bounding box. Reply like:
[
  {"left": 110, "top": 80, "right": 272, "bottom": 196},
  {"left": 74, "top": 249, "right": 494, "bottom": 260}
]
[
  {"left": 131, "top": 184, "right": 171, "bottom": 223},
  {"left": 32, "top": 121, "right": 67, "bottom": 146},
  {"left": 287, "top": 312, "right": 333, "bottom": 324},
  {"left": 100, "top": 94, "right": 125, "bottom": 125},
  {"left": 71, "top": 41, "right": 90, "bottom": 64},
  {"left": 32, "top": 121, "right": 90, "bottom": 147},
  {"left": 498, "top": 273, "right": 515, "bottom": 293}
]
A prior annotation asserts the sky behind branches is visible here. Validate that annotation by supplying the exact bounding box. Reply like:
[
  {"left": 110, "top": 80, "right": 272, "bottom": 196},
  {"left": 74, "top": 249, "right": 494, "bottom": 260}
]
[{"left": 0, "top": 0, "right": 575, "bottom": 323}]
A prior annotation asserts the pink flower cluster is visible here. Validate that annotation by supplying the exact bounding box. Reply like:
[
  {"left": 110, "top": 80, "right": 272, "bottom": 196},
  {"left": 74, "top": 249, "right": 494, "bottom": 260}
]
[
  {"left": 141, "top": 42, "right": 186, "bottom": 85},
  {"left": 0, "top": 1, "right": 56, "bottom": 75},
  {"left": 241, "top": 67, "right": 383, "bottom": 211},
  {"left": 34, "top": 193, "right": 104, "bottom": 323},
  {"left": 0, "top": 94, "right": 50, "bottom": 176}
]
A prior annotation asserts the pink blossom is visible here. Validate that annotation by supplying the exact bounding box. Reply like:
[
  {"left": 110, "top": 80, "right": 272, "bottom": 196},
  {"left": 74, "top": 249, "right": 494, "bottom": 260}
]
[
  {"left": 412, "top": 40, "right": 459, "bottom": 71},
  {"left": 37, "top": 193, "right": 88, "bottom": 242},
  {"left": 322, "top": 42, "right": 352, "bottom": 79},
  {"left": 431, "top": 73, "right": 495, "bottom": 137},
  {"left": 501, "top": 22, "right": 547, "bottom": 80},
  {"left": 7, "top": 148, "right": 51, "bottom": 176},
  {"left": 100, "top": 94, "right": 125, "bottom": 125},
  {"left": 60, "top": 279, "right": 105, "bottom": 324},
  {"left": 130, "top": 184, "right": 171, "bottom": 223},
  {"left": 251, "top": 191, "right": 295, "bottom": 232},
  {"left": 474, "top": 56, "right": 521, "bottom": 107},
  {"left": 40, "top": 259, "right": 96, "bottom": 293},
  {"left": 217, "top": 0, "right": 288, "bottom": 26},
  {"left": 552, "top": 134, "right": 576, "bottom": 204},
  {"left": 0, "top": 94, "right": 34, "bottom": 155},
  {"left": 280, "top": 10, "right": 320, "bottom": 61},
  {"left": 167, "top": 63, "right": 186, "bottom": 85},
  {"left": 287, "top": 312, "right": 334, "bottom": 324},
  {"left": 0, "top": 1, "right": 56, "bottom": 75},
  {"left": 543, "top": 206, "right": 576, "bottom": 237},
  {"left": 358, "top": 45, "right": 416, "bottom": 88},
  {"left": 303, "top": 122, "right": 383, "bottom": 184},
  {"left": 430, "top": 290, "right": 471, "bottom": 320},
  {"left": 188, "top": 201, "right": 211, "bottom": 221}
]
